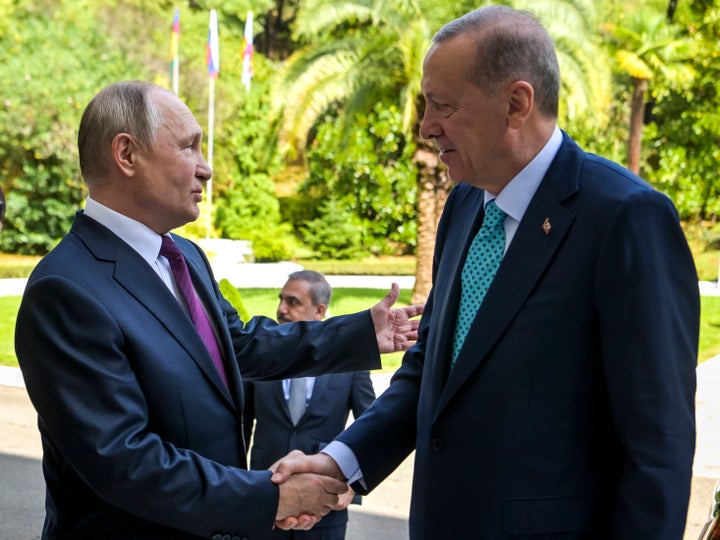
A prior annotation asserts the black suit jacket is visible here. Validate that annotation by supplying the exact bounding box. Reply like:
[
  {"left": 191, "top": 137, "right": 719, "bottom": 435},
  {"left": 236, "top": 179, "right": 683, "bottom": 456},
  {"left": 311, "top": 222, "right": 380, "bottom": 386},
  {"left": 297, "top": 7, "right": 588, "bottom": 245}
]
[
  {"left": 15, "top": 212, "right": 381, "bottom": 540},
  {"left": 336, "top": 132, "right": 700, "bottom": 539},
  {"left": 244, "top": 372, "right": 375, "bottom": 529}
]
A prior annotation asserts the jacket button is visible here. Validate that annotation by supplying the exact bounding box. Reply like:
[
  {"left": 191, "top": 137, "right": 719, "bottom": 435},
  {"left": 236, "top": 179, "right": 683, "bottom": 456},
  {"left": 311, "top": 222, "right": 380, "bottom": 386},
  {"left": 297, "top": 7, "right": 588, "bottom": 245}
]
[{"left": 431, "top": 438, "right": 443, "bottom": 452}]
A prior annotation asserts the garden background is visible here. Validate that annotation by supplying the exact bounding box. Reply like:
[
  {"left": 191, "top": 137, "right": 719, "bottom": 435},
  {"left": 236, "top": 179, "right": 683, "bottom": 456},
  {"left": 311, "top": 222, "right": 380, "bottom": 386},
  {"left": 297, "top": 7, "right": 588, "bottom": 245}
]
[{"left": 1, "top": 0, "right": 719, "bottom": 368}]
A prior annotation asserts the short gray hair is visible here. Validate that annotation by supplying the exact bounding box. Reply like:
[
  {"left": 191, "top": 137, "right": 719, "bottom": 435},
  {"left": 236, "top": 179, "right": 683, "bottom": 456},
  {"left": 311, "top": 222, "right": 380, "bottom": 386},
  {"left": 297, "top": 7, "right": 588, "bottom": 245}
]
[
  {"left": 287, "top": 270, "right": 332, "bottom": 307},
  {"left": 433, "top": 5, "right": 559, "bottom": 118},
  {"left": 78, "top": 81, "right": 165, "bottom": 185}
]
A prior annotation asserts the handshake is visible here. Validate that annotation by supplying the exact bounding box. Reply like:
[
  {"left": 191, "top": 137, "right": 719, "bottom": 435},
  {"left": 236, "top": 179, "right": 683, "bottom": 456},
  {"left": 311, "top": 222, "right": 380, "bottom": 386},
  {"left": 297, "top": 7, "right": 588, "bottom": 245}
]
[{"left": 272, "top": 450, "right": 348, "bottom": 530}]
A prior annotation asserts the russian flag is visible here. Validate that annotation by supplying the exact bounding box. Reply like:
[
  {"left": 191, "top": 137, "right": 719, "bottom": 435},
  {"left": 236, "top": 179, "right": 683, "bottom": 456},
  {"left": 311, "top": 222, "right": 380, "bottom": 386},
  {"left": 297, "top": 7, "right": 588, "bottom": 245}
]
[{"left": 206, "top": 9, "right": 219, "bottom": 79}]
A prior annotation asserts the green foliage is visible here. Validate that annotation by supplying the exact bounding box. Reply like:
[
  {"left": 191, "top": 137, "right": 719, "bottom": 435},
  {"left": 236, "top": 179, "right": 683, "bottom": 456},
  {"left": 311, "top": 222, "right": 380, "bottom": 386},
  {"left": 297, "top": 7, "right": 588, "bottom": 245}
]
[
  {"left": 214, "top": 172, "right": 296, "bottom": 261},
  {"left": 298, "top": 103, "right": 417, "bottom": 256},
  {"left": 0, "top": 296, "right": 20, "bottom": 366},
  {"left": 645, "top": 2, "right": 720, "bottom": 220},
  {"left": 301, "top": 200, "right": 365, "bottom": 259},
  {"left": 218, "top": 278, "right": 250, "bottom": 322},
  {"left": 0, "top": 0, "right": 147, "bottom": 253},
  {"left": 211, "top": 64, "right": 297, "bottom": 261},
  {"left": 699, "top": 296, "right": 720, "bottom": 363},
  {"left": 301, "top": 257, "right": 416, "bottom": 276}
]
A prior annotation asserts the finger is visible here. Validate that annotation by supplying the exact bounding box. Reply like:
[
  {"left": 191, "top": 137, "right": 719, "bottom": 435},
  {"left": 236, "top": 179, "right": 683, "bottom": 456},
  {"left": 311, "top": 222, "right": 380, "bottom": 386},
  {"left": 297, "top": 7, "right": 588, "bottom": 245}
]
[
  {"left": 323, "top": 477, "right": 349, "bottom": 495},
  {"left": 274, "top": 517, "right": 298, "bottom": 530},
  {"left": 380, "top": 282, "right": 400, "bottom": 309},
  {"left": 270, "top": 450, "right": 308, "bottom": 483},
  {"left": 404, "top": 303, "right": 425, "bottom": 318},
  {"left": 294, "top": 514, "right": 319, "bottom": 530}
]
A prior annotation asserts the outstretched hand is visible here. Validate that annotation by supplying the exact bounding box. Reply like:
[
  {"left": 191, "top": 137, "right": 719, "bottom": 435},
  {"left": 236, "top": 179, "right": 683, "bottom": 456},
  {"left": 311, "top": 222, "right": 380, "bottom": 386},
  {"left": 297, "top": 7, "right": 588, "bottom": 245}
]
[{"left": 370, "top": 283, "right": 424, "bottom": 353}]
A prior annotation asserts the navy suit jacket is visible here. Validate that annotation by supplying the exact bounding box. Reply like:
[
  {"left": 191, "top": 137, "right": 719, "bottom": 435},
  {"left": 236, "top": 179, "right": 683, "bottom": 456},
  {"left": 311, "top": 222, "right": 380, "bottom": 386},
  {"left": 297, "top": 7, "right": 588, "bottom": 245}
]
[
  {"left": 244, "top": 372, "right": 375, "bottom": 529},
  {"left": 337, "top": 133, "right": 700, "bottom": 539},
  {"left": 15, "top": 212, "right": 381, "bottom": 540}
]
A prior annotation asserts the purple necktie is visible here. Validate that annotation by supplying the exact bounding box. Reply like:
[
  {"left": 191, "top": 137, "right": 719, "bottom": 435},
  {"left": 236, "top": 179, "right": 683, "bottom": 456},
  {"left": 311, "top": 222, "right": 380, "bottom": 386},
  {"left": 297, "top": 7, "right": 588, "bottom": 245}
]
[{"left": 160, "top": 236, "right": 228, "bottom": 387}]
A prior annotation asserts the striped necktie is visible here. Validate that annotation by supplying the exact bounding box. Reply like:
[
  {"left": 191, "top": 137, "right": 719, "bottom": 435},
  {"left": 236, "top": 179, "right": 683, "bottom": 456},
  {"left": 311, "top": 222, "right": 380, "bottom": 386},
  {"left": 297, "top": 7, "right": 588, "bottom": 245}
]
[{"left": 160, "top": 236, "right": 228, "bottom": 386}]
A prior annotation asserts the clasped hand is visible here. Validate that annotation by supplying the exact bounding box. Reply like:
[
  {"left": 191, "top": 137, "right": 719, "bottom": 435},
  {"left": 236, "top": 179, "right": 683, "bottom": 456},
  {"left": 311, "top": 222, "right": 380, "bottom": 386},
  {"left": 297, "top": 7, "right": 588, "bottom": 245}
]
[{"left": 271, "top": 450, "right": 346, "bottom": 530}]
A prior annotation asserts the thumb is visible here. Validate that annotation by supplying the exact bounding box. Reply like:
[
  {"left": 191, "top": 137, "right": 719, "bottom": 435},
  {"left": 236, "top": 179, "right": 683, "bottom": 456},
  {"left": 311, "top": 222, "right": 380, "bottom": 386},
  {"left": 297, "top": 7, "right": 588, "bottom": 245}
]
[
  {"left": 270, "top": 450, "right": 308, "bottom": 484},
  {"left": 380, "top": 283, "right": 399, "bottom": 309}
]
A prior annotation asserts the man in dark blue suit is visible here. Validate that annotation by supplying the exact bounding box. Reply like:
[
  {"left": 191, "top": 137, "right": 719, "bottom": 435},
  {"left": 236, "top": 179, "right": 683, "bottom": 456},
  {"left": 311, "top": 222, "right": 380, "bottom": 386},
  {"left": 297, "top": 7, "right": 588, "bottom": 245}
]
[
  {"left": 14, "top": 81, "right": 421, "bottom": 540},
  {"left": 244, "top": 270, "right": 375, "bottom": 540},
  {"left": 273, "top": 6, "right": 700, "bottom": 538}
]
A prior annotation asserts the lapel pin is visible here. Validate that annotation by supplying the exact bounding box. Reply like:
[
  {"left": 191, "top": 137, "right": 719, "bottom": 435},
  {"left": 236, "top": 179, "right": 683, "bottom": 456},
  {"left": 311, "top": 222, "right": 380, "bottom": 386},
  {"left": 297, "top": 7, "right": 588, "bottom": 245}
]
[{"left": 542, "top": 218, "right": 551, "bottom": 235}]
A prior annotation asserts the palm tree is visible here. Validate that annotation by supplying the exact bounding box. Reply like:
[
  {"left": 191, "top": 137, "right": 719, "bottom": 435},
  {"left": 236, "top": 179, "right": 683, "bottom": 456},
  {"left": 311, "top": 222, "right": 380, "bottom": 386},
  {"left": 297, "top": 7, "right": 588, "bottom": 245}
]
[
  {"left": 274, "top": 0, "right": 611, "bottom": 303},
  {"left": 606, "top": 4, "right": 694, "bottom": 174}
]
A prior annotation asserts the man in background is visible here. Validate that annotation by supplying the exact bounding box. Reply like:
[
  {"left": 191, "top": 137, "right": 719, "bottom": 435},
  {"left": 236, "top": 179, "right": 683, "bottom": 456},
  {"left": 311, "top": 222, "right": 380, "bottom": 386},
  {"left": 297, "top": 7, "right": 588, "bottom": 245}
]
[{"left": 245, "top": 270, "right": 375, "bottom": 540}]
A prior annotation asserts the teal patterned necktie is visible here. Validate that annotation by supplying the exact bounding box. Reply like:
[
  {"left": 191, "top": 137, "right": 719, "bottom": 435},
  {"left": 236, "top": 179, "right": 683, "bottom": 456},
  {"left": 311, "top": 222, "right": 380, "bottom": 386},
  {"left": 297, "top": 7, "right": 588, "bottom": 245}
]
[{"left": 451, "top": 200, "right": 506, "bottom": 367}]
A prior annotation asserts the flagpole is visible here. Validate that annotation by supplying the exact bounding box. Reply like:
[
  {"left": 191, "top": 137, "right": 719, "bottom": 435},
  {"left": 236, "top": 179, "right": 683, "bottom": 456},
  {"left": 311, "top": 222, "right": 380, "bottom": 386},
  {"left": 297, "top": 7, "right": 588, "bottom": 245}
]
[
  {"left": 207, "top": 76, "right": 215, "bottom": 238},
  {"left": 206, "top": 9, "right": 219, "bottom": 239},
  {"left": 242, "top": 11, "right": 254, "bottom": 92},
  {"left": 170, "top": 8, "right": 180, "bottom": 95}
]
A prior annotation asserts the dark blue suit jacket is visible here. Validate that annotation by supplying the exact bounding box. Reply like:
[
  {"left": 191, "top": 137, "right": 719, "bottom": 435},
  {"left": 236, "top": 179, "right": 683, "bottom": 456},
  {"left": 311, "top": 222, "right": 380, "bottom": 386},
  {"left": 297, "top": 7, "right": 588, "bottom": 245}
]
[
  {"left": 15, "top": 212, "right": 381, "bottom": 540},
  {"left": 337, "top": 133, "right": 700, "bottom": 539},
  {"left": 244, "top": 372, "right": 375, "bottom": 531}
]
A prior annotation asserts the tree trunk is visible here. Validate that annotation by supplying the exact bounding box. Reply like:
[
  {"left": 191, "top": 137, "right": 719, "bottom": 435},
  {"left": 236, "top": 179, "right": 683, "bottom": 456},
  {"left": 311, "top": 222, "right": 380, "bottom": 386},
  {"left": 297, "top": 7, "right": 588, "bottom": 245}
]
[
  {"left": 411, "top": 142, "right": 452, "bottom": 305},
  {"left": 628, "top": 77, "right": 648, "bottom": 175}
]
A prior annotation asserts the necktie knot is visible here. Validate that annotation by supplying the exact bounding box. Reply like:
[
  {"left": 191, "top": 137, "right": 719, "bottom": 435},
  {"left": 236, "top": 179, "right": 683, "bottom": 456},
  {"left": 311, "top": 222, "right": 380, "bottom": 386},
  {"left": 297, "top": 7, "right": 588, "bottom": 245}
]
[
  {"left": 160, "top": 235, "right": 184, "bottom": 264},
  {"left": 483, "top": 200, "right": 506, "bottom": 229}
]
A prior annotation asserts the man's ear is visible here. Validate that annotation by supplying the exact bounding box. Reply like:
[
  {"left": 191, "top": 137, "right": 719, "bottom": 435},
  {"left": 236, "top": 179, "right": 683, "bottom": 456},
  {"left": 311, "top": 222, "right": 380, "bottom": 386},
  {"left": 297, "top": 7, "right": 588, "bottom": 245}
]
[
  {"left": 506, "top": 80, "right": 534, "bottom": 129},
  {"left": 315, "top": 303, "right": 328, "bottom": 320},
  {"left": 112, "top": 133, "right": 138, "bottom": 177}
]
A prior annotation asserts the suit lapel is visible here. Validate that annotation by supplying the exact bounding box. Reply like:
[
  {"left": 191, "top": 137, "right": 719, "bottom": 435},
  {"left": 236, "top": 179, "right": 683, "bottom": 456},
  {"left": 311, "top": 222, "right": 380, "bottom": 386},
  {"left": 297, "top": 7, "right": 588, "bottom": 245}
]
[
  {"left": 74, "top": 215, "right": 235, "bottom": 408},
  {"left": 305, "top": 375, "right": 329, "bottom": 415},
  {"left": 436, "top": 135, "right": 582, "bottom": 415},
  {"left": 425, "top": 185, "right": 485, "bottom": 399},
  {"left": 274, "top": 381, "right": 292, "bottom": 423}
]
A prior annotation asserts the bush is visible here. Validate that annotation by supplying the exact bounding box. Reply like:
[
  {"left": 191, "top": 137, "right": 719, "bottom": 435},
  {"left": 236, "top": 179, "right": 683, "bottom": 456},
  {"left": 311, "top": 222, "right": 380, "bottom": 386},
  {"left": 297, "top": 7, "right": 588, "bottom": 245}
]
[{"left": 218, "top": 279, "right": 250, "bottom": 322}]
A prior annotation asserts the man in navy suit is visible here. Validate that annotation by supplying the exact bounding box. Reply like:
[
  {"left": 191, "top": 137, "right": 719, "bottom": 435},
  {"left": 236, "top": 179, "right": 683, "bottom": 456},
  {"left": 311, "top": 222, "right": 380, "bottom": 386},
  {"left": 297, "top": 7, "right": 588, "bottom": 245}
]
[
  {"left": 273, "top": 6, "right": 700, "bottom": 538},
  {"left": 244, "top": 270, "right": 375, "bottom": 540},
  {"left": 14, "top": 81, "right": 421, "bottom": 540}
]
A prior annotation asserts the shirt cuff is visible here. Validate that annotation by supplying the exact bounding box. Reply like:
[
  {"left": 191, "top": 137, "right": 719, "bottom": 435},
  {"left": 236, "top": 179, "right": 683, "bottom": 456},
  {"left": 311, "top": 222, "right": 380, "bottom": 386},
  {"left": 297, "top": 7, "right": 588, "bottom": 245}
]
[{"left": 322, "top": 441, "right": 365, "bottom": 486}]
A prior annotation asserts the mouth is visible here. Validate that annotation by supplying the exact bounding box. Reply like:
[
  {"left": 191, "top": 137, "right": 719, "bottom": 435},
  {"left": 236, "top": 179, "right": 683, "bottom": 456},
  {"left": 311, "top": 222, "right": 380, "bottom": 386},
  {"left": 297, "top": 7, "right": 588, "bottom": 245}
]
[{"left": 435, "top": 140, "right": 453, "bottom": 155}]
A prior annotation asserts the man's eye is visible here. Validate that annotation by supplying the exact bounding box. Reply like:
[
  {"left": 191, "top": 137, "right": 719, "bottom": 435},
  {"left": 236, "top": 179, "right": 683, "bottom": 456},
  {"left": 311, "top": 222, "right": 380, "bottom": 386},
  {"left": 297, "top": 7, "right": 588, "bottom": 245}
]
[{"left": 435, "top": 102, "right": 453, "bottom": 117}]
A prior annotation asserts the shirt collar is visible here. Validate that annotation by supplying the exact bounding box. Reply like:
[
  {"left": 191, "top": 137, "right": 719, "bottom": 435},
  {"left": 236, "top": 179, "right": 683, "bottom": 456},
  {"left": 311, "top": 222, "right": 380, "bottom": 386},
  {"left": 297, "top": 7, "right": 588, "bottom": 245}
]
[
  {"left": 488, "top": 126, "right": 563, "bottom": 222},
  {"left": 83, "top": 197, "right": 164, "bottom": 266}
]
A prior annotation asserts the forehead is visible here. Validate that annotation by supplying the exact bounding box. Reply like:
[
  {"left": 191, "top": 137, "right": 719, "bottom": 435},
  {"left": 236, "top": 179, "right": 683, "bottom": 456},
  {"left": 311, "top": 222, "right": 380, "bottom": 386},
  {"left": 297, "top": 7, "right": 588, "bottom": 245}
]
[
  {"left": 280, "top": 280, "right": 313, "bottom": 301},
  {"left": 422, "top": 35, "right": 476, "bottom": 94},
  {"left": 150, "top": 89, "right": 201, "bottom": 133}
]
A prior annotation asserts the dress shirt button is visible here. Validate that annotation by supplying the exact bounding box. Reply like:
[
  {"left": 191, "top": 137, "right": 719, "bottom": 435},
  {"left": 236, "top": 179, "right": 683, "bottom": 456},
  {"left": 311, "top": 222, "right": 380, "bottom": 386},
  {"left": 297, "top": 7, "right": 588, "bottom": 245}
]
[{"left": 431, "top": 438, "right": 443, "bottom": 452}]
